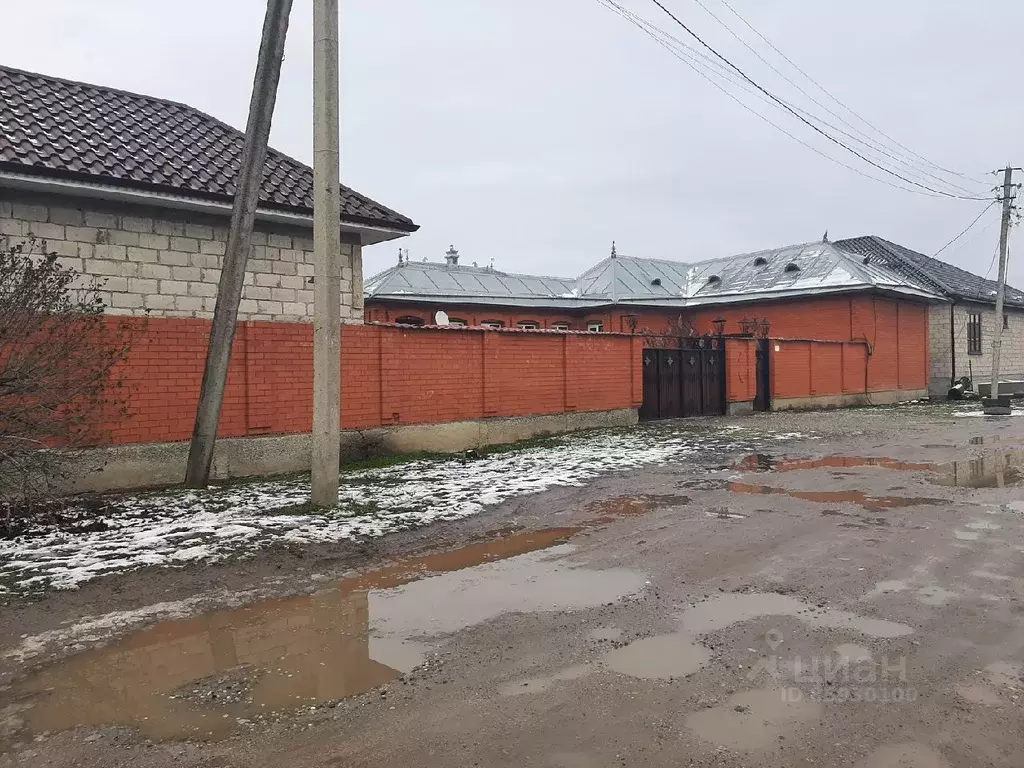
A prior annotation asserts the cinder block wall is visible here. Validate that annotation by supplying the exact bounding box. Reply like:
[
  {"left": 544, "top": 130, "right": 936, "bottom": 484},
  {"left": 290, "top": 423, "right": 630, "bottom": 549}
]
[
  {"left": 0, "top": 193, "right": 363, "bottom": 323},
  {"left": 929, "top": 302, "right": 1024, "bottom": 394}
]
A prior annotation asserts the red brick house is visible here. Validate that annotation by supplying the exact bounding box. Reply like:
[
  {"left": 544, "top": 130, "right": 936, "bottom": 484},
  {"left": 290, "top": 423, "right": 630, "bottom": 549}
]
[{"left": 365, "top": 241, "right": 942, "bottom": 412}]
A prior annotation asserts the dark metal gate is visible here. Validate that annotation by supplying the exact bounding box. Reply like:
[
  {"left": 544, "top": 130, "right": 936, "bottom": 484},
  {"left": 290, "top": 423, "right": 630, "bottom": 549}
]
[
  {"left": 640, "top": 337, "right": 726, "bottom": 419},
  {"left": 754, "top": 338, "right": 771, "bottom": 412}
]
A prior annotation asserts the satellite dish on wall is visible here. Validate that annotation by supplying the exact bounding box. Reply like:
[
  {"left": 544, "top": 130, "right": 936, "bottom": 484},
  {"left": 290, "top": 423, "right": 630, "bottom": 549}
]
[{"left": 434, "top": 310, "right": 450, "bottom": 326}]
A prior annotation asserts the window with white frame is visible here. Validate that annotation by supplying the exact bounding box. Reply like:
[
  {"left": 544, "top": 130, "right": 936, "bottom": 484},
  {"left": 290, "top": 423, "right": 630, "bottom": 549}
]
[
  {"left": 587, "top": 321, "right": 604, "bottom": 332},
  {"left": 517, "top": 321, "right": 539, "bottom": 329},
  {"left": 480, "top": 320, "right": 504, "bottom": 329},
  {"left": 551, "top": 322, "right": 570, "bottom": 331}
]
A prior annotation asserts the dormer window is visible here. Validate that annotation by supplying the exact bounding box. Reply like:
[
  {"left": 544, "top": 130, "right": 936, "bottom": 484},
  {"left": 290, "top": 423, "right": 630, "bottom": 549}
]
[
  {"left": 783, "top": 263, "right": 801, "bottom": 273},
  {"left": 706, "top": 275, "right": 722, "bottom": 285},
  {"left": 753, "top": 256, "right": 768, "bottom": 266}
]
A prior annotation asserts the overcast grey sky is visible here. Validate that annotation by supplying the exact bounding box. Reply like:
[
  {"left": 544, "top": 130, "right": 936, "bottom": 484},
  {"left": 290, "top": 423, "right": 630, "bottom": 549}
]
[{"left": 6, "top": 1, "right": 1024, "bottom": 285}]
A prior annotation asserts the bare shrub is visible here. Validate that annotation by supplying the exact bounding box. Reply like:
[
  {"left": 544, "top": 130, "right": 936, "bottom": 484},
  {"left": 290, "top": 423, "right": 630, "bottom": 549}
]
[{"left": 0, "top": 237, "right": 137, "bottom": 530}]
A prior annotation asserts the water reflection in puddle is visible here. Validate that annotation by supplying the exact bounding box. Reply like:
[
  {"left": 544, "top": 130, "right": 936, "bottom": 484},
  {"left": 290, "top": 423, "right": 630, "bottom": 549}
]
[
  {"left": 735, "top": 448, "right": 1024, "bottom": 490},
  {"left": 727, "top": 482, "right": 944, "bottom": 512},
  {"left": 7, "top": 494, "right": 673, "bottom": 743}
]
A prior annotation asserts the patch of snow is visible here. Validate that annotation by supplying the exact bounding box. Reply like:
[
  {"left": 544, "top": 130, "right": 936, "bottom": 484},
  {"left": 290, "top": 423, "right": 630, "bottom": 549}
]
[
  {"left": 0, "top": 424, "right": 815, "bottom": 594},
  {"left": 3, "top": 590, "right": 261, "bottom": 663},
  {"left": 954, "top": 411, "right": 1024, "bottom": 418}
]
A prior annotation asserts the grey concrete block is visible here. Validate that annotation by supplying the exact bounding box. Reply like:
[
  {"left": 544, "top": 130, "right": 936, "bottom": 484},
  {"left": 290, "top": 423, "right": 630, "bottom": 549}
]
[
  {"left": 120, "top": 215, "right": 154, "bottom": 233},
  {"left": 271, "top": 287, "right": 296, "bottom": 302},
  {"left": 48, "top": 205, "right": 85, "bottom": 226},
  {"left": 185, "top": 223, "right": 214, "bottom": 240},
  {"left": 160, "top": 279, "right": 188, "bottom": 295},
  {"left": 172, "top": 266, "right": 202, "bottom": 281},
  {"left": 110, "top": 292, "right": 144, "bottom": 308},
  {"left": 139, "top": 263, "right": 172, "bottom": 279},
  {"left": 129, "top": 277, "right": 159, "bottom": 294},
  {"left": 139, "top": 233, "right": 170, "bottom": 250},
  {"left": 188, "top": 281, "right": 218, "bottom": 297},
  {"left": 145, "top": 294, "right": 176, "bottom": 310},
  {"left": 174, "top": 295, "right": 204, "bottom": 312},
  {"left": 159, "top": 250, "right": 191, "bottom": 266},
  {"left": 84, "top": 211, "right": 118, "bottom": 229}
]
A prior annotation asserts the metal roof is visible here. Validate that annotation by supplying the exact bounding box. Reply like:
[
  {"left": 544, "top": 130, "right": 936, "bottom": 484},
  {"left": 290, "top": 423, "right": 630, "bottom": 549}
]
[
  {"left": 367, "top": 241, "right": 943, "bottom": 309},
  {"left": 0, "top": 65, "right": 416, "bottom": 233},
  {"left": 364, "top": 260, "right": 600, "bottom": 308},
  {"left": 835, "top": 235, "right": 1024, "bottom": 308}
]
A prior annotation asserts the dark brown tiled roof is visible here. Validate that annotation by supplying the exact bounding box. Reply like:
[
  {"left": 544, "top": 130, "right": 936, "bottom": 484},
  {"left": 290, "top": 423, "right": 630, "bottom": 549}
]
[
  {"left": 835, "top": 235, "right": 1024, "bottom": 308},
  {"left": 0, "top": 65, "right": 416, "bottom": 232}
]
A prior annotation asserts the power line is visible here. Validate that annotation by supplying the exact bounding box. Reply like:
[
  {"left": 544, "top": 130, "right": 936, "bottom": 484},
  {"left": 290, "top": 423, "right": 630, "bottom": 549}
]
[
  {"left": 594, "top": 0, "right": 981, "bottom": 199},
  {"left": 684, "top": 0, "right": 987, "bottom": 197},
  {"left": 934, "top": 200, "right": 998, "bottom": 257},
  {"left": 714, "top": 0, "right": 988, "bottom": 187},
  {"left": 593, "top": 0, "right": 955, "bottom": 198},
  {"left": 645, "top": 0, "right": 989, "bottom": 201}
]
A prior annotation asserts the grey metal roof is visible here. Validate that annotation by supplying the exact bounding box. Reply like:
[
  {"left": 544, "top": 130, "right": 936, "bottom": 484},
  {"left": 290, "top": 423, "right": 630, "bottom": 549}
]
[
  {"left": 365, "top": 241, "right": 945, "bottom": 309},
  {"left": 364, "top": 260, "right": 597, "bottom": 308},
  {"left": 835, "top": 235, "right": 1024, "bottom": 308}
]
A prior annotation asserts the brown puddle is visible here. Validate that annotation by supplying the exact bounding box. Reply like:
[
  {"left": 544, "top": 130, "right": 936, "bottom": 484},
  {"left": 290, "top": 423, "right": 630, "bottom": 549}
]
[
  {"left": 727, "top": 482, "right": 945, "bottom": 512},
  {"left": 5, "top": 495, "right": 670, "bottom": 744},
  {"left": 735, "top": 454, "right": 936, "bottom": 473},
  {"left": 736, "top": 449, "right": 1024, "bottom": 489}
]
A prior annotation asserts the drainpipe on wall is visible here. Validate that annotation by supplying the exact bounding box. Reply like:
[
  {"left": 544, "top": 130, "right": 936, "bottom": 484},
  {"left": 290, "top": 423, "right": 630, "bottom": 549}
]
[{"left": 949, "top": 302, "right": 956, "bottom": 388}]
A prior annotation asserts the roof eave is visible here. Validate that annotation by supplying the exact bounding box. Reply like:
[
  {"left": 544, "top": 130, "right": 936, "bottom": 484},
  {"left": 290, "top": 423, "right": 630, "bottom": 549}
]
[
  {"left": 363, "top": 293, "right": 608, "bottom": 309},
  {"left": 0, "top": 168, "right": 414, "bottom": 245}
]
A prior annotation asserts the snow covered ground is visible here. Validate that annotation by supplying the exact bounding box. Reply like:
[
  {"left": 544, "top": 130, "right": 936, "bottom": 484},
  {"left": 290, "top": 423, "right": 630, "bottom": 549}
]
[{"left": 0, "top": 423, "right": 815, "bottom": 593}]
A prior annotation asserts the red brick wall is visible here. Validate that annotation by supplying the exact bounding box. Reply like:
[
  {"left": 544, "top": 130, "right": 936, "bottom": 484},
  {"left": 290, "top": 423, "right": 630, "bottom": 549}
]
[
  {"left": 365, "top": 302, "right": 580, "bottom": 331},
  {"left": 103, "top": 319, "right": 641, "bottom": 446},
  {"left": 611, "top": 295, "right": 929, "bottom": 399},
  {"left": 725, "top": 337, "right": 758, "bottom": 403}
]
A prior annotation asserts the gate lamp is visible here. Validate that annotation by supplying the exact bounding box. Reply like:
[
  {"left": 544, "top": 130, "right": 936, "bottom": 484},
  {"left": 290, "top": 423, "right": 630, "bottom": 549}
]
[
  {"left": 758, "top": 318, "right": 771, "bottom": 338},
  {"left": 712, "top": 317, "right": 727, "bottom": 336}
]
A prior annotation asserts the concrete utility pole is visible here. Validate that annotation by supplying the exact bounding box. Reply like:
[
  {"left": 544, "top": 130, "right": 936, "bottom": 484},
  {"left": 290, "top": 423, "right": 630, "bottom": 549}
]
[
  {"left": 311, "top": 0, "right": 342, "bottom": 506},
  {"left": 985, "top": 166, "right": 1019, "bottom": 413},
  {"left": 185, "top": 0, "right": 293, "bottom": 487}
]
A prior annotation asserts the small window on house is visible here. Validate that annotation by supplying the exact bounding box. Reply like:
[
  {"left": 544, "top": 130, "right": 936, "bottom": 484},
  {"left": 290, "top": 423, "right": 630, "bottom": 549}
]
[
  {"left": 784, "top": 263, "right": 801, "bottom": 273},
  {"left": 517, "top": 321, "right": 539, "bottom": 329},
  {"left": 706, "top": 275, "right": 721, "bottom": 285},
  {"left": 752, "top": 256, "right": 768, "bottom": 267},
  {"left": 480, "top": 320, "right": 504, "bottom": 329},
  {"left": 395, "top": 315, "right": 425, "bottom": 326},
  {"left": 587, "top": 321, "right": 604, "bottom": 332},
  {"left": 967, "top": 313, "right": 983, "bottom": 355},
  {"left": 651, "top": 278, "right": 662, "bottom": 286},
  {"left": 551, "top": 322, "right": 570, "bottom": 331},
  {"left": 448, "top": 318, "right": 467, "bottom": 327}
]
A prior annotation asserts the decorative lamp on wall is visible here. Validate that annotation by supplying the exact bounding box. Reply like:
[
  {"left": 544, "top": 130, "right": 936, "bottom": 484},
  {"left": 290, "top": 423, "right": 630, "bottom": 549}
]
[
  {"left": 738, "top": 317, "right": 756, "bottom": 335},
  {"left": 712, "top": 317, "right": 727, "bottom": 336},
  {"left": 758, "top": 318, "right": 771, "bottom": 339}
]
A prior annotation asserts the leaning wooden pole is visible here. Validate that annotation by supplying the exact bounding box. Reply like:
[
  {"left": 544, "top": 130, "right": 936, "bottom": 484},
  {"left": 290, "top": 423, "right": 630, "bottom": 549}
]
[
  {"left": 185, "top": 0, "right": 293, "bottom": 487},
  {"left": 311, "top": 0, "right": 342, "bottom": 506}
]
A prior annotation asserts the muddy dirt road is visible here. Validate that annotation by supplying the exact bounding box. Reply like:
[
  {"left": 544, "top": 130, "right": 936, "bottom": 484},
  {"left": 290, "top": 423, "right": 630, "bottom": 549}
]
[{"left": 2, "top": 405, "right": 1023, "bottom": 767}]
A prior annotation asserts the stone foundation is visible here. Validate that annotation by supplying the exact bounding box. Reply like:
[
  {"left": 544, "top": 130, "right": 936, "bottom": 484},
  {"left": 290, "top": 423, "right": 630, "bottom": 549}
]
[{"left": 67, "top": 408, "right": 639, "bottom": 493}]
